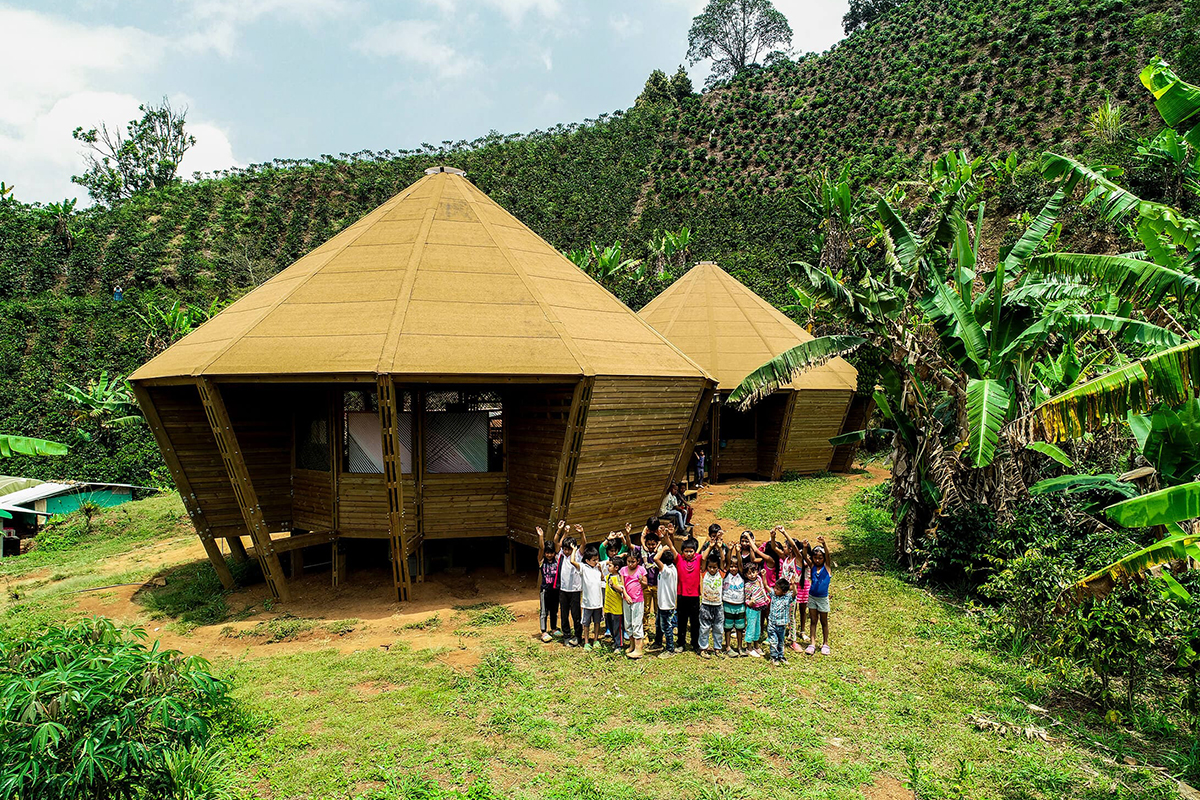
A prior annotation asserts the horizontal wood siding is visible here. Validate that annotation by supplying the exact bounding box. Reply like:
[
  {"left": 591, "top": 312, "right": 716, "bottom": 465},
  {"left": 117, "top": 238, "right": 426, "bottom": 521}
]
[
  {"left": 829, "top": 394, "right": 874, "bottom": 473},
  {"left": 755, "top": 393, "right": 790, "bottom": 479},
  {"left": 338, "top": 472, "right": 414, "bottom": 538},
  {"left": 146, "top": 385, "right": 243, "bottom": 533},
  {"left": 293, "top": 469, "right": 333, "bottom": 530},
  {"left": 720, "top": 439, "right": 757, "bottom": 475},
  {"left": 569, "top": 377, "right": 707, "bottom": 535},
  {"left": 506, "top": 385, "right": 573, "bottom": 546},
  {"left": 221, "top": 384, "right": 293, "bottom": 532},
  {"left": 424, "top": 472, "right": 507, "bottom": 539},
  {"left": 780, "top": 389, "right": 854, "bottom": 475}
]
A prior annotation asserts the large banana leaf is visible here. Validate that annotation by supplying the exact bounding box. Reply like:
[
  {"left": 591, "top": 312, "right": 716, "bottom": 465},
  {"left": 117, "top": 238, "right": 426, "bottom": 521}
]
[
  {"left": 932, "top": 284, "right": 989, "bottom": 375},
  {"left": 790, "top": 261, "right": 899, "bottom": 326},
  {"left": 729, "top": 335, "right": 867, "bottom": 410},
  {"left": 876, "top": 198, "right": 921, "bottom": 272},
  {"left": 1069, "top": 530, "right": 1200, "bottom": 601},
  {"left": 0, "top": 435, "right": 68, "bottom": 458},
  {"left": 1140, "top": 58, "right": 1200, "bottom": 146},
  {"left": 1029, "top": 473, "right": 1139, "bottom": 499},
  {"left": 965, "top": 378, "right": 1011, "bottom": 467},
  {"left": 1003, "top": 188, "right": 1067, "bottom": 268},
  {"left": 1064, "top": 314, "right": 1183, "bottom": 348},
  {"left": 1034, "top": 339, "right": 1200, "bottom": 441},
  {"left": 1104, "top": 482, "right": 1200, "bottom": 528},
  {"left": 1026, "top": 252, "right": 1200, "bottom": 315},
  {"left": 1024, "top": 442, "right": 1075, "bottom": 469}
]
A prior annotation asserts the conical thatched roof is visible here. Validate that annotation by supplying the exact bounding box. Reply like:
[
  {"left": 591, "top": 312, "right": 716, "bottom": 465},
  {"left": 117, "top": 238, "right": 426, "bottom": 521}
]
[
  {"left": 639, "top": 262, "right": 858, "bottom": 392},
  {"left": 132, "top": 168, "right": 706, "bottom": 381}
]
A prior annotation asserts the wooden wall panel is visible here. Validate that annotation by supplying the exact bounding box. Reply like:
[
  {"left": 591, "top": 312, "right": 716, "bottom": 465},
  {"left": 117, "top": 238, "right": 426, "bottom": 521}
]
[
  {"left": 424, "top": 472, "right": 507, "bottom": 539},
  {"left": 221, "top": 384, "right": 293, "bottom": 533},
  {"left": 293, "top": 469, "right": 333, "bottom": 531},
  {"left": 569, "top": 376, "right": 708, "bottom": 535},
  {"left": 754, "top": 393, "right": 790, "bottom": 478},
  {"left": 721, "top": 439, "right": 757, "bottom": 475},
  {"left": 338, "top": 473, "right": 416, "bottom": 544},
  {"left": 829, "top": 394, "right": 875, "bottom": 473},
  {"left": 146, "top": 385, "right": 242, "bottom": 533},
  {"left": 780, "top": 389, "right": 854, "bottom": 475},
  {"left": 506, "top": 385, "right": 574, "bottom": 547}
]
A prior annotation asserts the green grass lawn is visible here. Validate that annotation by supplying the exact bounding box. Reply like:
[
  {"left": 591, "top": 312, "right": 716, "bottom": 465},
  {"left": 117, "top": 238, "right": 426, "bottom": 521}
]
[{"left": 0, "top": 480, "right": 1185, "bottom": 799}]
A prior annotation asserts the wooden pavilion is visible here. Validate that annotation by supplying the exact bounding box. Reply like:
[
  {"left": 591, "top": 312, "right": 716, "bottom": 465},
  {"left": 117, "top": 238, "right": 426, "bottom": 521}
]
[
  {"left": 130, "top": 167, "right": 714, "bottom": 602},
  {"left": 640, "top": 262, "right": 860, "bottom": 482}
]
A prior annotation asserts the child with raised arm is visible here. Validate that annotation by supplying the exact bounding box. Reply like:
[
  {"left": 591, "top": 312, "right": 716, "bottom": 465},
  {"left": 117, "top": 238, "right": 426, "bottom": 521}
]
[
  {"left": 557, "top": 523, "right": 584, "bottom": 647},
  {"left": 721, "top": 546, "right": 747, "bottom": 657},
  {"left": 654, "top": 530, "right": 678, "bottom": 657},
  {"left": 697, "top": 543, "right": 725, "bottom": 659},
  {"left": 641, "top": 520, "right": 662, "bottom": 644},
  {"left": 574, "top": 528, "right": 605, "bottom": 651},
  {"left": 675, "top": 535, "right": 703, "bottom": 653},
  {"left": 603, "top": 557, "right": 625, "bottom": 651},
  {"left": 767, "top": 577, "right": 795, "bottom": 665},
  {"left": 806, "top": 536, "right": 833, "bottom": 656},
  {"left": 619, "top": 550, "right": 649, "bottom": 659},
  {"left": 535, "top": 523, "right": 563, "bottom": 642},
  {"left": 777, "top": 527, "right": 810, "bottom": 652},
  {"left": 742, "top": 560, "right": 770, "bottom": 658}
]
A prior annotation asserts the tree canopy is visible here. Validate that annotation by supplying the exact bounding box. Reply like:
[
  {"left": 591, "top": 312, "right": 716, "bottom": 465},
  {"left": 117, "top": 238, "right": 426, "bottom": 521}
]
[
  {"left": 687, "top": 0, "right": 793, "bottom": 86},
  {"left": 842, "top": 0, "right": 904, "bottom": 34},
  {"left": 72, "top": 97, "right": 195, "bottom": 206}
]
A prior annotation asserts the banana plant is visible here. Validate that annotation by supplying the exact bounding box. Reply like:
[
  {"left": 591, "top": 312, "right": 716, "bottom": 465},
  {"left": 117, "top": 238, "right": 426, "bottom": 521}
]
[
  {"left": 0, "top": 435, "right": 68, "bottom": 458},
  {"left": 59, "top": 371, "right": 143, "bottom": 432}
]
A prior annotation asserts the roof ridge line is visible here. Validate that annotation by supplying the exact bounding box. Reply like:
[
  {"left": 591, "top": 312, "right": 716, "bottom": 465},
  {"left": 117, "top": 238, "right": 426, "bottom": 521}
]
[
  {"left": 189, "top": 178, "right": 425, "bottom": 377},
  {"left": 658, "top": 262, "right": 701, "bottom": 335},
  {"left": 713, "top": 265, "right": 779, "bottom": 357},
  {"left": 457, "top": 177, "right": 594, "bottom": 377},
  {"left": 378, "top": 174, "right": 446, "bottom": 372}
]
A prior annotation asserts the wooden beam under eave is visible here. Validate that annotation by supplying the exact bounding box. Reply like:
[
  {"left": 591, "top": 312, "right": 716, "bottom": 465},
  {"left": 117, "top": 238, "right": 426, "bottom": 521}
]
[
  {"left": 772, "top": 391, "right": 799, "bottom": 481},
  {"left": 195, "top": 377, "right": 291, "bottom": 602},
  {"left": 131, "top": 383, "right": 236, "bottom": 591},
  {"left": 670, "top": 379, "right": 715, "bottom": 486}
]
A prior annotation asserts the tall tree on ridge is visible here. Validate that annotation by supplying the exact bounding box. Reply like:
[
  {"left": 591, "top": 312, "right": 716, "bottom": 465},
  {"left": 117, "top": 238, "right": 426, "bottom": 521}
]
[{"left": 687, "top": 0, "right": 793, "bottom": 86}]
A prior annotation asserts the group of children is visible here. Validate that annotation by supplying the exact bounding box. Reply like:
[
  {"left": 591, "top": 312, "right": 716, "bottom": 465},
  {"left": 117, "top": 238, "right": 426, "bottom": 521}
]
[{"left": 536, "top": 517, "right": 832, "bottom": 665}]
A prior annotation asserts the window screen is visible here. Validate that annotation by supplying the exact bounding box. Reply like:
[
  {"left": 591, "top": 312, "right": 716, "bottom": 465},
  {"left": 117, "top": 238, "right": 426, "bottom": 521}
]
[
  {"left": 424, "top": 390, "right": 504, "bottom": 473},
  {"left": 342, "top": 390, "right": 412, "bottom": 474}
]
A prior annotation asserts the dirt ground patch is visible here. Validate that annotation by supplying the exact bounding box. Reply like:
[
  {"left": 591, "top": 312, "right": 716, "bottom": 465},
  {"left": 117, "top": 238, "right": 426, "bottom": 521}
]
[
  {"left": 863, "top": 774, "right": 911, "bottom": 799},
  {"left": 61, "top": 467, "right": 885, "bottom": 665}
]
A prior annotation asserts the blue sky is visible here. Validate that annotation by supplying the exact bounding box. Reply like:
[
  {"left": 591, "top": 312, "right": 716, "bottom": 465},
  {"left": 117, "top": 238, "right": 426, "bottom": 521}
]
[{"left": 0, "top": 0, "right": 849, "bottom": 205}]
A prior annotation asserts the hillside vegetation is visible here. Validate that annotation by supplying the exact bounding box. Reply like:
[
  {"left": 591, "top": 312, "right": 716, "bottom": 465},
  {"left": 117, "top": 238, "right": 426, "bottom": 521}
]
[{"left": 0, "top": 0, "right": 1193, "bottom": 486}]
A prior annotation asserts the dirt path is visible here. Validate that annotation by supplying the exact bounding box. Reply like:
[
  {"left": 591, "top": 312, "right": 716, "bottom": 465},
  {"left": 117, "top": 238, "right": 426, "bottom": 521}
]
[{"left": 64, "top": 465, "right": 888, "bottom": 666}]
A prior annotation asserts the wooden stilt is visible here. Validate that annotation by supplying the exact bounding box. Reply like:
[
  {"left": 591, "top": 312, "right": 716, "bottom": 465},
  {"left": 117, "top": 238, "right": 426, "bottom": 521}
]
[
  {"left": 226, "top": 536, "right": 249, "bottom": 563},
  {"left": 131, "top": 384, "right": 235, "bottom": 590},
  {"left": 378, "top": 377, "right": 411, "bottom": 601},
  {"left": 196, "top": 378, "right": 291, "bottom": 602},
  {"left": 332, "top": 539, "right": 347, "bottom": 587},
  {"left": 290, "top": 546, "right": 305, "bottom": 578},
  {"left": 504, "top": 539, "right": 516, "bottom": 575}
]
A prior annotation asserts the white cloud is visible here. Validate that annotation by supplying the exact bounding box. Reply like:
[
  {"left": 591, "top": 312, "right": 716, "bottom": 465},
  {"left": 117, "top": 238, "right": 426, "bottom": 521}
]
[
  {"left": 0, "top": 8, "right": 239, "bottom": 204},
  {"left": 356, "top": 19, "right": 482, "bottom": 79},
  {"left": 181, "top": 0, "right": 357, "bottom": 57},
  {"left": 540, "top": 49, "right": 553, "bottom": 71},
  {"left": 0, "top": 7, "right": 165, "bottom": 129},
  {"left": 609, "top": 12, "right": 643, "bottom": 38},
  {"left": 479, "top": 0, "right": 560, "bottom": 24}
]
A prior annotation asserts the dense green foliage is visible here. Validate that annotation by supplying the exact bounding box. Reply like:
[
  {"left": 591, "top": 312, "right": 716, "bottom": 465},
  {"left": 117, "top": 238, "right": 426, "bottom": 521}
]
[
  {"left": 0, "top": 0, "right": 1193, "bottom": 489},
  {"left": 0, "top": 618, "right": 233, "bottom": 799}
]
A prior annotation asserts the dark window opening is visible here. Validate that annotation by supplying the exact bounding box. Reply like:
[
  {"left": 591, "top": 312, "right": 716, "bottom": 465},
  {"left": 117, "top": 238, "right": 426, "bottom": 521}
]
[
  {"left": 720, "top": 405, "right": 756, "bottom": 439},
  {"left": 295, "top": 403, "right": 330, "bottom": 472}
]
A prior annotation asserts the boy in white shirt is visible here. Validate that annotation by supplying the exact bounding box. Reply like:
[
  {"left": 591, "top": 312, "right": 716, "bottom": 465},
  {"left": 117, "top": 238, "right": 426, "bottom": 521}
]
[
  {"left": 573, "top": 542, "right": 605, "bottom": 651},
  {"left": 653, "top": 534, "right": 679, "bottom": 658}
]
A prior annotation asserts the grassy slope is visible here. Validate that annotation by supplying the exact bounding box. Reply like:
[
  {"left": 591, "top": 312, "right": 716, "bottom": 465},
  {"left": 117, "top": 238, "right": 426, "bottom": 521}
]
[{"left": 0, "top": 481, "right": 1181, "bottom": 799}]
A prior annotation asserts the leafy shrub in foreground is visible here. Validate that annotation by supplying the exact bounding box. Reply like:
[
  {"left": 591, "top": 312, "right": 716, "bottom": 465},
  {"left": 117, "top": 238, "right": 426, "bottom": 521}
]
[{"left": 0, "top": 617, "right": 233, "bottom": 800}]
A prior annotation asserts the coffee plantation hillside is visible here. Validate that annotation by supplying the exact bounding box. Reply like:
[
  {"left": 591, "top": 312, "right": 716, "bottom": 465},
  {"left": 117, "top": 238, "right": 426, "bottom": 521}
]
[{"left": 0, "top": 0, "right": 1193, "bottom": 486}]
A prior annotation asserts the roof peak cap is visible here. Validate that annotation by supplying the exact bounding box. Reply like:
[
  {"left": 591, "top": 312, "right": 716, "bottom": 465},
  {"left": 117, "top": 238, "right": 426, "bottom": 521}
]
[{"left": 424, "top": 165, "right": 466, "bottom": 176}]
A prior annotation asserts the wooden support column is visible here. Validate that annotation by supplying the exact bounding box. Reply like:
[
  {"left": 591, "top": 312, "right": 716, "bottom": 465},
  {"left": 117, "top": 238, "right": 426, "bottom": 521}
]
[
  {"left": 196, "top": 378, "right": 291, "bottom": 602},
  {"left": 412, "top": 389, "right": 427, "bottom": 582},
  {"left": 668, "top": 380, "right": 715, "bottom": 488},
  {"left": 332, "top": 539, "right": 347, "bottom": 587},
  {"left": 548, "top": 376, "right": 593, "bottom": 528},
  {"left": 710, "top": 398, "right": 722, "bottom": 484},
  {"left": 227, "top": 536, "right": 249, "bottom": 563},
  {"left": 132, "top": 384, "right": 235, "bottom": 591},
  {"left": 772, "top": 391, "right": 799, "bottom": 481},
  {"left": 378, "top": 376, "right": 411, "bottom": 602}
]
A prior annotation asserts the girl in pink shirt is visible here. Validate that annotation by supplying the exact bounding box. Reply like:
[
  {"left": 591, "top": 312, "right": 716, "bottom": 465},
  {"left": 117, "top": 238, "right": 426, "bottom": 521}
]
[{"left": 619, "top": 551, "right": 649, "bottom": 659}]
